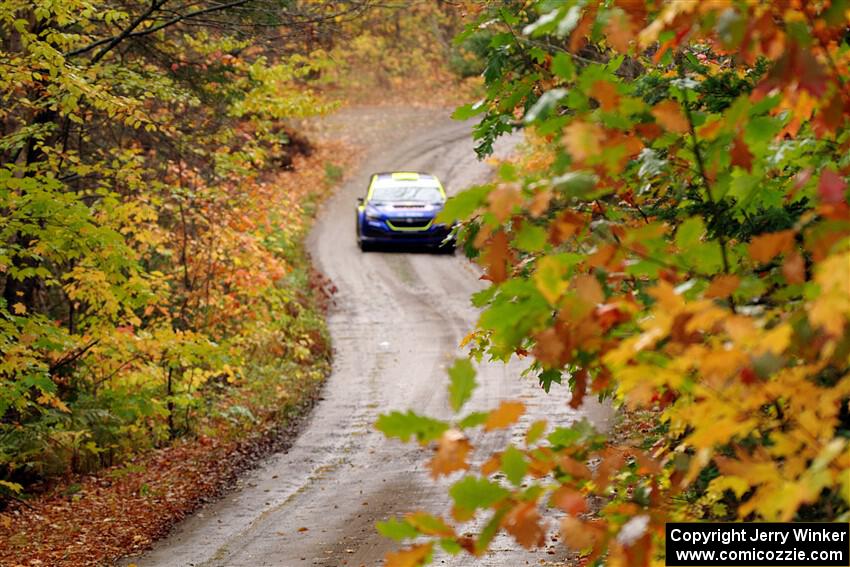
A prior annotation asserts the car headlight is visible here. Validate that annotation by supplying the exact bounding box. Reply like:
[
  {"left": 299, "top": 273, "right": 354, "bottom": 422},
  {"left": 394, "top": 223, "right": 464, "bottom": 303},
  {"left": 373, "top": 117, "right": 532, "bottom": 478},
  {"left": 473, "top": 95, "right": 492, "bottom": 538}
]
[{"left": 365, "top": 213, "right": 381, "bottom": 222}]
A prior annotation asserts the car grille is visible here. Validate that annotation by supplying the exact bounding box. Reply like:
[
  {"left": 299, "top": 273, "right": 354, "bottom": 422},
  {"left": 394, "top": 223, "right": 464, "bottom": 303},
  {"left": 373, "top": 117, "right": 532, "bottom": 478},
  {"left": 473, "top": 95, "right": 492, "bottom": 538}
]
[{"left": 387, "top": 217, "right": 432, "bottom": 230}]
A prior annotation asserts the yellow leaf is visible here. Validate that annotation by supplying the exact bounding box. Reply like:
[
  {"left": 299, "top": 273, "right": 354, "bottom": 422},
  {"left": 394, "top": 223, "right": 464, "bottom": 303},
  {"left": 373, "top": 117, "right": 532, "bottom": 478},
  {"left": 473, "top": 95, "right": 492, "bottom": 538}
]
[
  {"left": 484, "top": 401, "right": 525, "bottom": 431},
  {"left": 12, "top": 302, "right": 25, "bottom": 314},
  {"left": 534, "top": 256, "right": 569, "bottom": 305},
  {"left": 756, "top": 323, "right": 792, "bottom": 356}
]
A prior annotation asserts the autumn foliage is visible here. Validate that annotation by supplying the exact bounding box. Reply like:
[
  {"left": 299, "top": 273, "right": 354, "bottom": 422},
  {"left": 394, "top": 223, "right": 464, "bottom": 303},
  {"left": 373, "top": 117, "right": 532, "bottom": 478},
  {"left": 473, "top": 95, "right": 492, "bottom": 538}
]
[
  {"left": 378, "top": 1, "right": 850, "bottom": 565},
  {"left": 0, "top": 1, "right": 364, "bottom": 494}
]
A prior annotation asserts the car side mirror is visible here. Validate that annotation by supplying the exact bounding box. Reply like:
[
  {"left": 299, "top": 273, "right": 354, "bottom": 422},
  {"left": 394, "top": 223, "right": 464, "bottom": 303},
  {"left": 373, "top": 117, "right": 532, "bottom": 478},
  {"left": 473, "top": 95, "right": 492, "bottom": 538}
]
[{"left": 357, "top": 197, "right": 364, "bottom": 205}]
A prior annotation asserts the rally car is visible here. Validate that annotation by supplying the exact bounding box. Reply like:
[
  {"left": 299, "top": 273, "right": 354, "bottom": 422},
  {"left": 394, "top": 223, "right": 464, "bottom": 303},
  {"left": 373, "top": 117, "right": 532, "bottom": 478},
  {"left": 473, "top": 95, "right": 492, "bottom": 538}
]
[{"left": 356, "top": 171, "right": 455, "bottom": 252}]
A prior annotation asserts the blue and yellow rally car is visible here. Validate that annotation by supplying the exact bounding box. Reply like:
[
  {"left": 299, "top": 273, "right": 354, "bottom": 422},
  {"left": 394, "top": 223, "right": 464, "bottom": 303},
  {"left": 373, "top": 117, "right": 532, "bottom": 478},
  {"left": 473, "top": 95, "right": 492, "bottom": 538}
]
[{"left": 356, "top": 172, "right": 455, "bottom": 252}]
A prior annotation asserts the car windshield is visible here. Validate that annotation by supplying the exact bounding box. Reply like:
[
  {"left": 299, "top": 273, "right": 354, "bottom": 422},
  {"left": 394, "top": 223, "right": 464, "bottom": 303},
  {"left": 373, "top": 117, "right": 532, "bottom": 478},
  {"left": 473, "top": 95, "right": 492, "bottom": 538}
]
[{"left": 371, "top": 185, "right": 443, "bottom": 203}]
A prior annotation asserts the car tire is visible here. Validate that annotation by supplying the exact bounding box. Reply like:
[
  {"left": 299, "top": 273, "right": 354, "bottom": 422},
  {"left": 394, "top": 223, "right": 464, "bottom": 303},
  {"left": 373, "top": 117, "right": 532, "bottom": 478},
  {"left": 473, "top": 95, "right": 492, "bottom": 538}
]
[{"left": 359, "top": 239, "right": 373, "bottom": 252}]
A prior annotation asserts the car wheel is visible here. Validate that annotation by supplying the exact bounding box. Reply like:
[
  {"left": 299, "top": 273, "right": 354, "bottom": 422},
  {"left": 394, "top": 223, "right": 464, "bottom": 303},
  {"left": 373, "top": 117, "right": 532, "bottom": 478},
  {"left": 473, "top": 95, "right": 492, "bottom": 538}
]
[{"left": 359, "top": 239, "right": 372, "bottom": 252}]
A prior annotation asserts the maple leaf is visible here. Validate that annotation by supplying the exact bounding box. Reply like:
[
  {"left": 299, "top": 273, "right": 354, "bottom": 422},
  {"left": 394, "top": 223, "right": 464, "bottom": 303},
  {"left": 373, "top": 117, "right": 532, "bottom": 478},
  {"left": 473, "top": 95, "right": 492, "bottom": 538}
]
[
  {"left": 818, "top": 168, "right": 847, "bottom": 204},
  {"left": 568, "top": 368, "right": 587, "bottom": 409},
  {"left": 604, "top": 9, "right": 636, "bottom": 53},
  {"left": 484, "top": 401, "right": 526, "bottom": 431},
  {"left": 385, "top": 543, "right": 433, "bottom": 567},
  {"left": 563, "top": 120, "right": 603, "bottom": 162},
  {"left": 487, "top": 186, "right": 522, "bottom": 222},
  {"left": 749, "top": 230, "right": 795, "bottom": 263},
  {"left": 429, "top": 429, "right": 471, "bottom": 479},
  {"left": 651, "top": 100, "right": 689, "bottom": 134},
  {"left": 501, "top": 501, "right": 546, "bottom": 548},
  {"left": 782, "top": 251, "right": 805, "bottom": 284},
  {"left": 550, "top": 486, "right": 587, "bottom": 515},
  {"left": 561, "top": 516, "right": 605, "bottom": 552},
  {"left": 705, "top": 275, "right": 740, "bottom": 298},
  {"left": 592, "top": 80, "right": 620, "bottom": 111},
  {"left": 730, "top": 135, "right": 753, "bottom": 170},
  {"left": 483, "top": 231, "right": 511, "bottom": 283}
]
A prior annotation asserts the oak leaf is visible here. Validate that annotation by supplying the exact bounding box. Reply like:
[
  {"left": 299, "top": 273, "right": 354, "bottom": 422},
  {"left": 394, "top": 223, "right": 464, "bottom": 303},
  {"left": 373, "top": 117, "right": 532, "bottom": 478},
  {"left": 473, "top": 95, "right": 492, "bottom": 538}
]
[
  {"left": 818, "top": 168, "right": 847, "bottom": 204},
  {"left": 385, "top": 543, "right": 433, "bottom": 567},
  {"left": 429, "top": 429, "right": 471, "bottom": 479},
  {"left": 484, "top": 401, "right": 526, "bottom": 431},
  {"left": 730, "top": 135, "right": 753, "bottom": 170},
  {"left": 501, "top": 501, "right": 546, "bottom": 548},
  {"left": 550, "top": 486, "right": 587, "bottom": 515}
]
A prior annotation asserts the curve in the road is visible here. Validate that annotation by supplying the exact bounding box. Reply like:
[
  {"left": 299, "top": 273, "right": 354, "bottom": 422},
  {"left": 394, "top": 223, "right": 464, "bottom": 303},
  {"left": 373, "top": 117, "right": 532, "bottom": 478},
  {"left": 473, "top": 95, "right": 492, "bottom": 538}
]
[{"left": 133, "top": 107, "right": 612, "bottom": 567}]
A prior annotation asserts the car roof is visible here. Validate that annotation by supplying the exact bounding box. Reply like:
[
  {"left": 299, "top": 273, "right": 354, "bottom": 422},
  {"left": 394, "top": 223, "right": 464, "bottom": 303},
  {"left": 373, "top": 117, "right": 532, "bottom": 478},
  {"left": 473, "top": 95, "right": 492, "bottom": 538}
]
[{"left": 371, "top": 172, "right": 441, "bottom": 187}]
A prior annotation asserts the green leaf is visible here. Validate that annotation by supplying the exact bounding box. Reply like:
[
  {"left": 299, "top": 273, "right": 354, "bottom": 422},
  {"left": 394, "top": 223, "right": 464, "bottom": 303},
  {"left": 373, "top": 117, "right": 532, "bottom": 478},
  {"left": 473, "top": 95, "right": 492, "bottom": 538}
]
[
  {"left": 547, "top": 419, "right": 598, "bottom": 449},
  {"left": 448, "top": 358, "right": 477, "bottom": 413},
  {"left": 440, "top": 538, "right": 463, "bottom": 554},
  {"left": 377, "top": 517, "right": 419, "bottom": 541},
  {"left": 500, "top": 445, "right": 528, "bottom": 486},
  {"left": 675, "top": 217, "right": 705, "bottom": 251},
  {"left": 450, "top": 476, "right": 510, "bottom": 513},
  {"left": 452, "top": 100, "right": 487, "bottom": 121},
  {"left": 437, "top": 184, "right": 493, "bottom": 223},
  {"left": 476, "top": 508, "right": 509, "bottom": 554},
  {"left": 551, "top": 52, "right": 575, "bottom": 81},
  {"left": 376, "top": 411, "right": 449, "bottom": 443},
  {"left": 458, "top": 411, "right": 489, "bottom": 429},
  {"left": 514, "top": 224, "right": 547, "bottom": 253}
]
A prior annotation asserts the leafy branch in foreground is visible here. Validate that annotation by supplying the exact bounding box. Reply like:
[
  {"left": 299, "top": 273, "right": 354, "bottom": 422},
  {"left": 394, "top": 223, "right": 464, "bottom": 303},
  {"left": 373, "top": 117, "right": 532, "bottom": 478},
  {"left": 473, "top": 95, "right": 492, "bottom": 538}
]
[{"left": 378, "top": 1, "right": 850, "bottom": 565}]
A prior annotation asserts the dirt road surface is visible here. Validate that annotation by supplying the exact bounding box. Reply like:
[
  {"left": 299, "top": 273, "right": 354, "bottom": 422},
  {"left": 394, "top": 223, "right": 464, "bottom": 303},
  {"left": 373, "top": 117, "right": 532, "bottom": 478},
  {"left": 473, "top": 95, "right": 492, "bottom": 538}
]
[{"left": 133, "top": 107, "right": 612, "bottom": 567}]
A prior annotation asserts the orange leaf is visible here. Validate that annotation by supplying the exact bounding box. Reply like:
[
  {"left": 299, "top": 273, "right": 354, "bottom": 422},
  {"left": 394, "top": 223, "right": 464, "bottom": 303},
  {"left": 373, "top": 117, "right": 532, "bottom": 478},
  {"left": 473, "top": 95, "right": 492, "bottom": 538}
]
[
  {"left": 749, "top": 230, "right": 795, "bottom": 263},
  {"left": 385, "top": 543, "right": 433, "bottom": 567},
  {"left": 550, "top": 486, "right": 587, "bottom": 515},
  {"left": 560, "top": 516, "right": 605, "bottom": 552},
  {"left": 569, "top": 368, "right": 587, "bottom": 409},
  {"left": 529, "top": 189, "right": 551, "bottom": 217},
  {"left": 592, "top": 80, "right": 620, "bottom": 111},
  {"left": 782, "top": 251, "right": 806, "bottom": 284},
  {"left": 563, "top": 120, "right": 603, "bottom": 162},
  {"left": 429, "top": 429, "right": 471, "bottom": 479},
  {"left": 483, "top": 231, "right": 511, "bottom": 283},
  {"left": 487, "top": 186, "right": 522, "bottom": 222},
  {"left": 501, "top": 501, "right": 546, "bottom": 549},
  {"left": 730, "top": 135, "right": 753, "bottom": 170},
  {"left": 819, "top": 168, "right": 847, "bottom": 204},
  {"left": 484, "top": 401, "right": 526, "bottom": 431},
  {"left": 705, "top": 274, "right": 740, "bottom": 298},
  {"left": 533, "top": 327, "right": 568, "bottom": 367},
  {"left": 481, "top": 452, "right": 501, "bottom": 476},
  {"left": 604, "top": 9, "right": 636, "bottom": 53},
  {"left": 573, "top": 274, "right": 604, "bottom": 306},
  {"left": 651, "top": 100, "right": 689, "bottom": 134}
]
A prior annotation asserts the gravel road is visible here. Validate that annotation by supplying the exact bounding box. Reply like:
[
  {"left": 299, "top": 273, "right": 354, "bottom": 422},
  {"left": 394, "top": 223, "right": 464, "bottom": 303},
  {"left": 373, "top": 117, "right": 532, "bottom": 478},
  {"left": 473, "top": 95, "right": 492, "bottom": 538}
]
[{"left": 133, "top": 106, "right": 612, "bottom": 567}]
